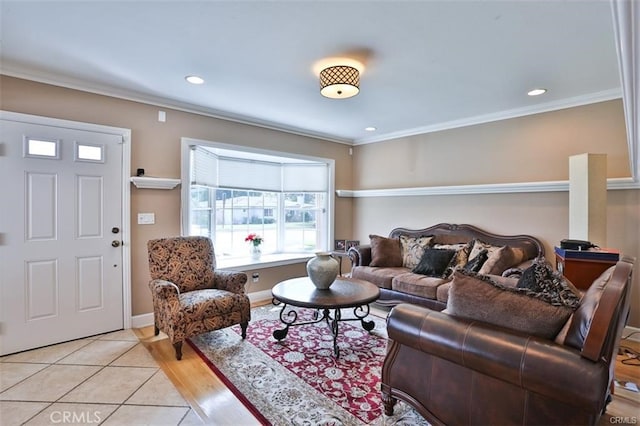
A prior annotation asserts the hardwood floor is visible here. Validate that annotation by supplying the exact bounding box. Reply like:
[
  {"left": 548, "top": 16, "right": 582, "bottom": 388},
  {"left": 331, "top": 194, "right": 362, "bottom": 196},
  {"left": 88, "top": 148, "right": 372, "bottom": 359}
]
[{"left": 135, "top": 309, "right": 640, "bottom": 425}]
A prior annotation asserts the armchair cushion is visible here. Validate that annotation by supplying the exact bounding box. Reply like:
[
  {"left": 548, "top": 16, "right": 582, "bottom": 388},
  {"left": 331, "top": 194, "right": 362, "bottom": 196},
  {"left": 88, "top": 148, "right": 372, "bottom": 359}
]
[
  {"left": 447, "top": 271, "right": 574, "bottom": 339},
  {"left": 179, "top": 289, "right": 249, "bottom": 322}
]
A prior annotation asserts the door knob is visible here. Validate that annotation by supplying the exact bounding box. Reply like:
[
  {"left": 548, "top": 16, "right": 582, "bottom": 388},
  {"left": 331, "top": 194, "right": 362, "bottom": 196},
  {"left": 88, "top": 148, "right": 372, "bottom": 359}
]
[
  {"left": 112, "top": 227, "right": 120, "bottom": 234},
  {"left": 111, "top": 240, "right": 121, "bottom": 247}
]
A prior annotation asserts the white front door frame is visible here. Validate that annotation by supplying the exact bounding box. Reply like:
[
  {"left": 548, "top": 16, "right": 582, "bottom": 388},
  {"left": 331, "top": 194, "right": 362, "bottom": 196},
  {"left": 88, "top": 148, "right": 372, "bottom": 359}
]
[{"left": 1, "top": 110, "right": 132, "bottom": 330}]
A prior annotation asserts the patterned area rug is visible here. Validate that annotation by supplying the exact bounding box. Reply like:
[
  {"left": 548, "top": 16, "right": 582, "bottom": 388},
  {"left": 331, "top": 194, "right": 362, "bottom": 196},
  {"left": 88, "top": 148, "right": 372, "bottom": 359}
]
[{"left": 188, "top": 305, "right": 430, "bottom": 425}]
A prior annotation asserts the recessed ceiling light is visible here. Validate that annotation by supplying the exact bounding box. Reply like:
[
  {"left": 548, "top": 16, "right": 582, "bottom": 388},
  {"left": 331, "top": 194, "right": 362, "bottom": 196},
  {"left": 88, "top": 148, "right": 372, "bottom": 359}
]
[
  {"left": 527, "top": 88, "right": 547, "bottom": 96},
  {"left": 185, "top": 75, "right": 204, "bottom": 85},
  {"left": 365, "top": 126, "right": 377, "bottom": 132}
]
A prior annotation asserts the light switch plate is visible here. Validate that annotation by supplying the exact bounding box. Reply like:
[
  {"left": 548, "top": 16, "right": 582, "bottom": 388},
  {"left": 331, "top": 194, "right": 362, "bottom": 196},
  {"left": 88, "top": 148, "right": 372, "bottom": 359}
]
[{"left": 138, "top": 213, "right": 155, "bottom": 225}]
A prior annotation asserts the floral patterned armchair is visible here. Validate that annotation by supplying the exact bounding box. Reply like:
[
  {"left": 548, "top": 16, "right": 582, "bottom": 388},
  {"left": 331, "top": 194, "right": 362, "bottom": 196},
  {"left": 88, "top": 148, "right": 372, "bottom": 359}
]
[{"left": 147, "top": 236, "right": 250, "bottom": 360}]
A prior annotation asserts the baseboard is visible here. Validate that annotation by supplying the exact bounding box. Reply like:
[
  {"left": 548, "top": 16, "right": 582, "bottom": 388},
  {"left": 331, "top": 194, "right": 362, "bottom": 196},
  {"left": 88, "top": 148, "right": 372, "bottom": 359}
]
[
  {"left": 624, "top": 325, "right": 640, "bottom": 342},
  {"left": 249, "top": 289, "right": 274, "bottom": 305},
  {"left": 131, "top": 312, "right": 154, "bottom": 329},
  {"left": 129, "top": 290, "right": 273, "bottom": 330}
]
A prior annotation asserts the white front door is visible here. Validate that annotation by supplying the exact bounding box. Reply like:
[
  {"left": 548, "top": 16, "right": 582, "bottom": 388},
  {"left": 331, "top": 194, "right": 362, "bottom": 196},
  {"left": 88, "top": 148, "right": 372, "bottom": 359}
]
[{"left": 0, "top": 118, "right": 125, "bottom": 355}]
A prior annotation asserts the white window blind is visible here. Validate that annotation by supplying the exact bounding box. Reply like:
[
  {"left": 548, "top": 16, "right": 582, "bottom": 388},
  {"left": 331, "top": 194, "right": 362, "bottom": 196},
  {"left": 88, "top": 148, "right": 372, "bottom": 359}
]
[
  {"left": 283, "top": 163, "right": 328, "bottom": 191},
  {"left": 191, "top": 146, "right": 217, "bottom": 187},
  {"left": 191, "top": 145, "right": 328, "bottom": 192}
]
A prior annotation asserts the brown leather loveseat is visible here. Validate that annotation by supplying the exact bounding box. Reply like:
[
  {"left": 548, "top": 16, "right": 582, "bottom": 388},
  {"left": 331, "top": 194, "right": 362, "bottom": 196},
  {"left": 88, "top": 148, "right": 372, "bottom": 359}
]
[{"left": 381, "top": 256, "right": 635, "bottom": 425}]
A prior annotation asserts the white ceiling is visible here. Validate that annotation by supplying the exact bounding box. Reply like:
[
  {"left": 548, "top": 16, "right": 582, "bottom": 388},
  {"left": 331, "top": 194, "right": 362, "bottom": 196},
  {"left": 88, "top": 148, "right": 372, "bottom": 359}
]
[{"left": 0, "top": 0, "right": 621, "bottom": 145}]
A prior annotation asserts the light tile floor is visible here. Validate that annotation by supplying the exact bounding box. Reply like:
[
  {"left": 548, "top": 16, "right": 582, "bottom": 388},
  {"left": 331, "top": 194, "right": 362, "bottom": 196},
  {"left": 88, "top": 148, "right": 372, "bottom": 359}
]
[{"left": 0, "top": 330, "right": 203, "bottom": 425}]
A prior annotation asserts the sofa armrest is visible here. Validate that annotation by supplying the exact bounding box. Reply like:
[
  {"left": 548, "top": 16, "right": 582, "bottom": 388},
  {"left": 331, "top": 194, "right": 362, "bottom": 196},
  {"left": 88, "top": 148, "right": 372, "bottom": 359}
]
[
  {"left": 214, "top": 270, "right": 248, "bottom": 294},
  {"left": 387, "top": 303, "right": 608, "bottom": 409},
  {"left": 348, "top": 245, "right": 371, "bottom": 266}
]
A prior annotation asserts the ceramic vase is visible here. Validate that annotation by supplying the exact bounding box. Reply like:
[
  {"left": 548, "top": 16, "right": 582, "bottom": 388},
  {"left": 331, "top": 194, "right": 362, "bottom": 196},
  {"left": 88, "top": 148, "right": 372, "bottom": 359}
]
[
  {"left": 306, "top": 252, "right": 339, "bottom": 290},
  {"left": 250, "top": 244, "right": 261, "bottom": 260}
]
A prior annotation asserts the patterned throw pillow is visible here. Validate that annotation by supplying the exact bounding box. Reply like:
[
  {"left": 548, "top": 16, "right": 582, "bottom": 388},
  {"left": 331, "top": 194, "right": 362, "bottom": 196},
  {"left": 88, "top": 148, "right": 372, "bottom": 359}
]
[
  {"left": 369, "top": 235, "right": 403, "bottom": 267},
  {"left": 468, "top": 240, "right": 502, "bottom": 262},
  {"left": 399, "top": 235, "right": 434, "bottom": 269},
  {"left": 463, "top": 249, "right": 488, "bottom": 272},
  {"left": 516, "top": 258, "right": 581, "bottom": 309},
  {"left": 442, "top": 241, "right": 474, "bottom": 278},
  {"left": 412, "top": 248, "right": 456, "bottom": 277}
]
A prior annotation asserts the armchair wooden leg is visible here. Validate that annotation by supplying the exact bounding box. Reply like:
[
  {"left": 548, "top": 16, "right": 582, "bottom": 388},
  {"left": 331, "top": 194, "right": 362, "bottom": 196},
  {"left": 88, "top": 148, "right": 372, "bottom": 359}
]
[
  {"left": 240, "top": 322, "right": 248, "bottom": 339},
  {"left": 173, "top": 341, "right": 183, "bottom": 360},
  {"left": 154, "top": 325, "right": 160, "bottom": 336}
]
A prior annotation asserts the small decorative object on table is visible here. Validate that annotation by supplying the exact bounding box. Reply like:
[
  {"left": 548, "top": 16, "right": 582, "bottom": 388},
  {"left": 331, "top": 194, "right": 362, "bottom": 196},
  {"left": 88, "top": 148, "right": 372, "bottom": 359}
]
[
  {"left": 245, "top": 233, "right": 263, "bottom": 260},
  {"left": 306, "top": 252, "right": 339, "bottom": 289}
]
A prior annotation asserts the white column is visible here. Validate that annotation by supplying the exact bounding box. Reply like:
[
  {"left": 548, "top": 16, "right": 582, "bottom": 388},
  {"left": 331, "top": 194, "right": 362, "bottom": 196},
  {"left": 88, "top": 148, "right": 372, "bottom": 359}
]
[{"left": 569, "top": 153, "right": 607, "bottom": 246}]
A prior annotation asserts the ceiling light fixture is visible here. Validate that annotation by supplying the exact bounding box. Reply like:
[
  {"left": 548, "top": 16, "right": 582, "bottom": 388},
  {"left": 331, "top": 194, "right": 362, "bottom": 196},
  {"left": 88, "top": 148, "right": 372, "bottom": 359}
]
[
  {"left": 365, "top": 126, "right": 377, "bottom": 132},
  {"left": 320, "top": 65, "right": 360, "bottom": 99},
  {"left": 527, "top": 88, "right": 547, "bottom": 96},
  {"left": 185, "top": 75, "right": 205, "bottom": 85}
]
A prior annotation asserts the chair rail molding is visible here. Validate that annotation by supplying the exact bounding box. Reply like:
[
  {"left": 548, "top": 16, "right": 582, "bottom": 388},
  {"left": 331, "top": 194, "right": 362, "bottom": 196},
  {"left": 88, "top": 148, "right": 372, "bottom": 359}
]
[{"left": 336, "top": 177, "right": 640, "bottom": 198}]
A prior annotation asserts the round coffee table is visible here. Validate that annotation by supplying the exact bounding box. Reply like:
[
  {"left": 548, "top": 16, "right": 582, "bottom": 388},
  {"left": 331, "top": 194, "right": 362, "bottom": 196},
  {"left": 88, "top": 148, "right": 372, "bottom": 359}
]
[{"left": 271, "top": 276, "right": 380, "bottom": 357}]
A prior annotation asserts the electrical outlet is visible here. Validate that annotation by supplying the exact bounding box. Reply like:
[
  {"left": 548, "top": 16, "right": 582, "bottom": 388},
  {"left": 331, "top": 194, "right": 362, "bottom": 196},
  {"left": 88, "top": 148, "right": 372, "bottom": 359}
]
[{"left": 252, "top": 273, "right": 259, "bottom": 283}]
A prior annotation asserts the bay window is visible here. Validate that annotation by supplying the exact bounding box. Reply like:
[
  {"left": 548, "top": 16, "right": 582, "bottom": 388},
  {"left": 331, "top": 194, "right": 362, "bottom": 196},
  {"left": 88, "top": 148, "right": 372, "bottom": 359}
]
[{"left": 181, "top": 138, "right": 334, "bottom": 262}]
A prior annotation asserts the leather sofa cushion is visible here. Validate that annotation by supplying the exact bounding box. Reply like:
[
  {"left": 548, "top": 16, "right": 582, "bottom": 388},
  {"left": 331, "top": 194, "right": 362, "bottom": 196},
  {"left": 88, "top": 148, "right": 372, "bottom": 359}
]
[
  {"left": 369, "top": 235, "right": 403, "bottom": 267},
  {"left": 392, "top": 272, "right": 450, "bottom": 300},
  {"left": 351, "top": 266, "right": 408, "bottom": 290},
  {"left": 564, "top": 266, "right": 614, "bottom": 351},
  {"left": 447, "top": 271, "right": 573, "bottom": 339}
]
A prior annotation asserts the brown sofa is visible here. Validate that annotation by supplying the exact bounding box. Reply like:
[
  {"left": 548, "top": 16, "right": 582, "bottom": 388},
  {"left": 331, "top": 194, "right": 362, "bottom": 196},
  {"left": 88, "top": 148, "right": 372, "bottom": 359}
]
[
  {"left": 348, "top": 223, "right": 544, "bottom": 310},
  {"left": 381, "top": 256, "right": 635, "bottom": 426}
]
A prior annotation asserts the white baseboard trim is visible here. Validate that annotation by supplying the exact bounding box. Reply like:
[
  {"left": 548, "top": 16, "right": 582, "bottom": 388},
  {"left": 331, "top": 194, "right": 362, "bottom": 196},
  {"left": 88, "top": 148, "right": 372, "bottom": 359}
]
[
  {"left": 131, "top": 312, "right": 154, "bottom": 329},
  {"left": 624, "top": 325, "right": 640, "bottom": 342},
  {"left": 129, "top": 290, "right": 274, "bottom": 330},
  {"left": 249, "top": 289, "right": 274, "bottom": 305}
]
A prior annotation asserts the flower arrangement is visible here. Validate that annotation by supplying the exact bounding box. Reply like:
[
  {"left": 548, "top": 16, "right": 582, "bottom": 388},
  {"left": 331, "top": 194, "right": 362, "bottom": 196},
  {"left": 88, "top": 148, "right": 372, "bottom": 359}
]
[{"left": 245, "top": 233, "right": 263, "bottom": 246}]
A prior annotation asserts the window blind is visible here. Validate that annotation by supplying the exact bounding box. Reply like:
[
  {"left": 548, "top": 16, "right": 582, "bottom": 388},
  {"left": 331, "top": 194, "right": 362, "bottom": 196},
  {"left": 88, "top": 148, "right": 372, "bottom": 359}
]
[{"left": 191, "top": 145, "right": 328, "bottom": 192}]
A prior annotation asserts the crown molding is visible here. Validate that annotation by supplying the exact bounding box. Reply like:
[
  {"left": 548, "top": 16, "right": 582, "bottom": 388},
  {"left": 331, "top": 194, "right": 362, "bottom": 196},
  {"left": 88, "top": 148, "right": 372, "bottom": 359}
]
[
  {"left": 336, "top": 177, "right": 639, "bottom": 198},
  {"left": 0, "top": 68, "right": 353, "bottom": 146},
  {"left": 353, "top": 89, "right": 623, "bottom": 145}
]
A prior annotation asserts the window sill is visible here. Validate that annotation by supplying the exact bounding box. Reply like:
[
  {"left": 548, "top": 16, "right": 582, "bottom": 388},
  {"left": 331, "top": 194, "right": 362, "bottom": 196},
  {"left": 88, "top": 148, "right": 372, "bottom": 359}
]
[{"left": 217, "top": 253, "right": 314, "bottom": 271}]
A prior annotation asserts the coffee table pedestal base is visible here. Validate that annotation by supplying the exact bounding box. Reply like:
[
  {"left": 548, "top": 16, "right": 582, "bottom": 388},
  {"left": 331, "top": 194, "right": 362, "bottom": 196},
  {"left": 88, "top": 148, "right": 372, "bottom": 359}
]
[{"left": 272, "top": 303, "right": 375, "bottom": 358}]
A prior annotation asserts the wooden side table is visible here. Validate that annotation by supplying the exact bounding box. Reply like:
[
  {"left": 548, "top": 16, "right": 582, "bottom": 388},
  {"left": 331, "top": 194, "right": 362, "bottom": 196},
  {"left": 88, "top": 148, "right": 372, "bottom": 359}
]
[
  {"left": 331, "top": 250, "right": 352, "bottom": 276},
  {"left": 554, "top": 247, "right": 619, "bottom": 291}
]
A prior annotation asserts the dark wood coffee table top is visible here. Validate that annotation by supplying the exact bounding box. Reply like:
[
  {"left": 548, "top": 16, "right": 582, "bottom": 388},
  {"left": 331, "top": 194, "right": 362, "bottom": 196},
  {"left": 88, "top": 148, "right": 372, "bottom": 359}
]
[{"left": 271, "top": 276, "right": 379, "bottom": 309}]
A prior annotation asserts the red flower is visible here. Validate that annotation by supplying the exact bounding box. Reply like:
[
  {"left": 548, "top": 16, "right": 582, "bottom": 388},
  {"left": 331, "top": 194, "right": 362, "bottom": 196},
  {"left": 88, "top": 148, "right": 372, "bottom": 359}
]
[{"left": 245, "top": 233, "right": 263, "bottom": 245}]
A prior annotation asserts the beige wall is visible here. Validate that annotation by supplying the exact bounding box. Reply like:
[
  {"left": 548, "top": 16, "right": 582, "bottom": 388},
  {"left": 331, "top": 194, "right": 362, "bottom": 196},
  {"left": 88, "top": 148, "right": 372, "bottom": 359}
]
[
  {"left": 3, "top": 76, "right": 638, "bottom": 328},
  {"left": 350, "top": 100, "right": 640, "bottom": 327},
  {"left": 1, "top": 76, "right": 353, "bottom": 316}
]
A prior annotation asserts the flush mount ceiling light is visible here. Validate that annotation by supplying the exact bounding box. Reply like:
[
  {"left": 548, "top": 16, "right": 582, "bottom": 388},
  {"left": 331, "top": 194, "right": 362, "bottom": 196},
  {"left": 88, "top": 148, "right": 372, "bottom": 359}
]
[
  {"left": 365, "top": 126, "right": 377, "bottom": 132},
  {"left": 527, "top": 88, "right": 547, "bottom": 96},
  {"left": 320, "top": 65, "right": 360, "bottom": 99},
  {"left": 185, "top": 75, "right": 204, "bottom": 85}
]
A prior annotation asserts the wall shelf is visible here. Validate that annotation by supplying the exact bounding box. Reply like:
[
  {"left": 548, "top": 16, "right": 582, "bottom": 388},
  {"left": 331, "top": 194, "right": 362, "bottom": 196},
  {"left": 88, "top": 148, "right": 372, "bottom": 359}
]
[{"left": 130, "top": 176, "right": 181, "bottom": 189}]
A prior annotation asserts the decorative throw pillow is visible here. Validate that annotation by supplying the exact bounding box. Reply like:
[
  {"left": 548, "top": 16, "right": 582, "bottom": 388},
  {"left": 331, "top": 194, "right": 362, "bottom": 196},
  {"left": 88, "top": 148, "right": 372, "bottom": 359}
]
[
  {"left": 399, "top": 235, "right": 434, "bottom": 269},
  {"left": 412, "top": 248, "right": 456, "bottom": 277},
  {"left": 447, "top": 270, "right": 575, "bottom": 339},
  {"left": 478, "top": 245, "right": 527, "bottom": 276},
  {"left": 442, "top": 240, "right": 474, "bottom": 278},
  {"left": 516, "top": 258, "right": 581, "bottom": 310},
  {"left": 468, "top": 240, "right": 503, "bottom": 263},
  {"left": 369, "top": 235, "right": 403, "bottom": 267},
  {"left": 463, "top": 248, "right": 488, "bottom": 272}
]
